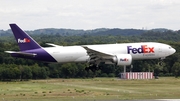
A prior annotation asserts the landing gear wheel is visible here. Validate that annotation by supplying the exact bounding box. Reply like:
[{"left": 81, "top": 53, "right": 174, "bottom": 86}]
[
  {"left": 158, "top": 58, "right": 164, "bottom": 66},
  {"left": 85, "top": 65, "right": 100, "bottom": 72},
  {"left": 159, "top": 61, "right": 163, "bottom": 66}
]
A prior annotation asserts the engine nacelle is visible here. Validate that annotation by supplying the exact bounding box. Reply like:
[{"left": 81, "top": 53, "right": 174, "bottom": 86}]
[{"left": 112, "top": 54, "right": 132, "bottom": 66}]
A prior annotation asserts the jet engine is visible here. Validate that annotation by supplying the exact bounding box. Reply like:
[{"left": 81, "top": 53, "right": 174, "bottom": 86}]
[{"left": 112, "top": 54, "right": 132, "bottom": 66}]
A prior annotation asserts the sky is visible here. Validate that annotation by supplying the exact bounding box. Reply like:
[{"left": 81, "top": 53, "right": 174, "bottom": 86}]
[{"left": 0, "top": 0, "right": 180, "bottom": 30}]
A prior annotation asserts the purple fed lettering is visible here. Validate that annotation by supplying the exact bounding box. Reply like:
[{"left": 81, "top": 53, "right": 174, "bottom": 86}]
[{"left": 127, "top": 46, "right": 144, "bottom": 54}]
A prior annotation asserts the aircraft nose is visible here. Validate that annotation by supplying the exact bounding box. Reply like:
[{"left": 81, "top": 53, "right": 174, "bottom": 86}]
[{"left": 170, "top": 48, "right": 176, "bottom": 55}]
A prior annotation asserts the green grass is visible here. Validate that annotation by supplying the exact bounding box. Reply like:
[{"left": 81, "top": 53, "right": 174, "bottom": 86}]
[{"left": 0, "top": 77, "right": 180, "bottom": 101}]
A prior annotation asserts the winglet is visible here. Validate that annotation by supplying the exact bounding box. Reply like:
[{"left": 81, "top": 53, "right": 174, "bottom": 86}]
[{"left": 9, "top": 24, "right": 41, "bottom": 51}]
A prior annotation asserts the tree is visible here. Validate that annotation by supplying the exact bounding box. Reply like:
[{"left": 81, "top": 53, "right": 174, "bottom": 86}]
[
  {"left": 48, "top": 63, "right": 61, "bottom": 78},
  {"left": 38, "top": 67, "right": 49, "bottom": 79},
  {"left": 21, "top": 66, "right": 32, "bottom": 80},
  {"left": 154, "top": 64, "right": 163, "bottom": 76},
  {"left": 13, "top": 67, "right": 21, "bottom": 80},
  {"left": 59, "top": 63, "right": 79, "bottom": 78},
  {"left": 31, "top": 64, "right": 40, "bottom": 79},
  {"left": 172, "top": 62, "right": 180, "bottom": 78}
]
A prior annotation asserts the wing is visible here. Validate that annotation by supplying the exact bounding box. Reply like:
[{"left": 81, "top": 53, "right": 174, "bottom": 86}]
[
  {"left": 82, "top": 46, "right": 114, "bottom": 66},
  {"left": 5, "top": 51, "right": 37, "bottom": 57},
  {"left": 46, "top": 43, "right": 63, "bottom": 47}
]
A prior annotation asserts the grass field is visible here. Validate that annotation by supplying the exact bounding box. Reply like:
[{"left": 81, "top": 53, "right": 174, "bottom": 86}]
[{"left": 0, "top": 77, "right": 180, "bottom": 101}]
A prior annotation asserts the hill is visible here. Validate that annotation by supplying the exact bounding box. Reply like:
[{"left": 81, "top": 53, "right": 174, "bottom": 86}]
[{"left": 0, "top": 28, "right": 163, "bottom": 36}]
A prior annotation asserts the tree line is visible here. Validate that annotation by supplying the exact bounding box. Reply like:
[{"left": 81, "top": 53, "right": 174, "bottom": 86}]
[{"left": 0, "top": 29, "right": 180, "bottom": 80}]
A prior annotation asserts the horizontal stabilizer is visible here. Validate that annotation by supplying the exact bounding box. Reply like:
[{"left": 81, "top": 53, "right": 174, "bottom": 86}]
[{"left": 5, "top": 51, "right": 37, "bottom": 57}]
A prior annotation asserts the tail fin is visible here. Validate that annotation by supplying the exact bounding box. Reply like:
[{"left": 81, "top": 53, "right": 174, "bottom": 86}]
[{"left": 9, "top": 24, "right": 41, "bottom": 51}]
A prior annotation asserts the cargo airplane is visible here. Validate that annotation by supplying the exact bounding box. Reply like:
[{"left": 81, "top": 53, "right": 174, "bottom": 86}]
[{"left": 5, "top": 24, "right": 176, "bottom": 71}]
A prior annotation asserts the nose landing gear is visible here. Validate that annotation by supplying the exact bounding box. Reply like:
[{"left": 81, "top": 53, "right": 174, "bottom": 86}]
[{"left": 158, "top": 58, "right": 165, "bottom": 66}]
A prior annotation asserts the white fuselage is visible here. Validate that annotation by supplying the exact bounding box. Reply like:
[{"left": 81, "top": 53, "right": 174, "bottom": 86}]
[{"left": 43, "top": 42, "right": 176, "bottom": 63}]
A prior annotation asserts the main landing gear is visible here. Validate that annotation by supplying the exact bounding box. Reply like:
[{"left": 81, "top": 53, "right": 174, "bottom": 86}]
[{"left": 85, "top": 65, "right": 100, "bottom": 72}]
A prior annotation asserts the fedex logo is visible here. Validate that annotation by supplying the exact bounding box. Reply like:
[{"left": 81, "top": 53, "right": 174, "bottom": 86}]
[
  {"left": 18, "top": 38, "right": 30, "bottom": 43},
  {"left": 127, "top": 45, "right": 154, "bottom": 54},
  {"left": 120, "top": 58, "right": 128, "bottom": 61}
]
